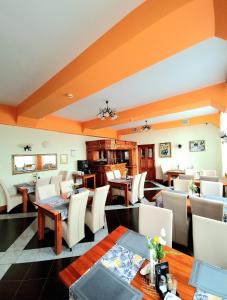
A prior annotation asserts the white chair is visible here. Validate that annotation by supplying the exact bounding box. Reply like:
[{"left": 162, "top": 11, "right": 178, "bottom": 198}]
[
  {"left": 179, "top": 174, "right": 194, "bottom": 180},
  {"left": 63, "top": 191, "right": 89, "bottom": 249},
  {"left": 193, "top": 215, "right": 227, "bottom": 268},
  {"left": 106, "top": 171, "right": 114, "bottom": 181},
  {"left": 202, "top": 170, "right": 217, "bottom": 177},
  {"left": 139, "top": 204, "right": 173, "bottom": 247},
  {"left": 138, "top": 172, "right": 147, "bottom": 200},
  {"left": 85, "top": 185, "right": 109, "bottom": 233},
  {"left": 199, "top": 176, "right": 219, "bottom": 182},
  {"left": 58, "top": 171, "right": 68, "bottom": 181},
  {"left": 50, "top": 175, "right": 62, "bottom": 195},
  {"left": 113, "top": 170, "right": 121, "bottom": 179},
  {"left": 161, "top": 165, "right": 169, "bottom": 183},
  {"left": 162, "top": 191, "right": 189, "bottom": 246},
  {"left": 128, "top": 174, "right": 141, "bottom": 204},
  {"left": 173, "top": 178, "right": 190, "bottom": 193},
  {"left": 200, "top": 181, "right": 223, "bottom": 197},
  {"left": 190, "top": 196, "right": 223, "bottom": 221},
  {"left": 185, "top": 169, "right": 198, "bottom": 177},
  {"left": 0, "top": 180, "right": 23, "bottom": 212},
  {"left": 60, "top": 179, "right": 74, "bottom": 194},
  {"left": 38, "top": 184, "right": 57, "bottom": 201},
  {"left": 30, "top": 177, "right": 50, "bottom": 203}
]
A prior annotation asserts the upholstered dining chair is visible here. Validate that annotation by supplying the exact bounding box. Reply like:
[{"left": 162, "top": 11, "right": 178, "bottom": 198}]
[
  {"left": 139, "top": 204, "right": 173, "bottom": 247},
  {"left": 37, "top": 183, "right": 57, "bottom": 201},
  {"left": 199, "top": 176, "right": 219, "bottom": 182},
  {"left": 0, "top": 180, "right": 23, "bottom": 212},
  {"left": 60, "top": 179, "right": 74, "bottom": 195},
  {"left": 113, "top": 170, "right": 121, "bottom": 179},
  {"left": 173, "top": 178, "right": 190, "bottom": 193},
  {"left": 106, "top": 171, "right": 124, "bottom": 197},
  {"left": 138, "top": 171, "right": 147, "bottom": 201},
  {"left": 106, "top": 171, "right": 114, "bottom": 181},
  {"left": 179, "top": 174, "right": 194, "bottom": 180},
  {"left": 190, "top": 196, "right": 223, "bottom": 221},
  {"left": 29, "top": 177, "right": 50, "bottom": 204},
  {"left": 128, "top": 174, "right": 141, "bottom": 205},
  {"left": 200, "top": 181, "right": 223, "bottom": 197},
  {"left": 50, "top": 175, "right": 63, "bottom": 195},
  {"left": 193, "top": 215, "right": 227, "bottom": 268},
  {"left": 162, "top": 190, "right": 189, "bottom": 247},
  {"left": 58, "top": 171, "right": 69, "bottom": 181},
  {"left": 62, "top": 191, "right": 89, "bottom": 249},
  {"left": 201, "top": 169, "right": 217, "bottom": 177},
  {"left": 185, "top": 169, "right": 198, "bottom": 177},
  {"left": 85, "top": 185, "right": 109, "bottom": 234}
]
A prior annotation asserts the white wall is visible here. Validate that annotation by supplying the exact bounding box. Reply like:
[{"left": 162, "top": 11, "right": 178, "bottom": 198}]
[
  {"left": 0, "top": 124, "right": 100, "bottom": 206},
  {"left": 123, "top": 124, "right": 222, "bottom": 180}
]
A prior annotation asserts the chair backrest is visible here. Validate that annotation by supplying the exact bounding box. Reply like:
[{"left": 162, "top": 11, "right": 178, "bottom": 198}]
[
  {"left": 193, "top": 215, "right": 227, "bottom": 268},
  {"left": 106, "top": 171, "right": 114, "bottom": 181},
  {"left": 138, "top": 172, "right": 147, "bottom": 200},
  {"left": 67, "top": 191, "right": 89, "bottom": 247},
  {"left": 113, "top": 170, "right": 121, "bottom": 179},
  {"left": 130, "top": 174, "right": 142, "bottom": 204},
  {"left": 35, "top": 177, "right": 50, "bottom": 202},
  {"left": 37, "top": 184, "right": 57, "bottom": 201},
  {"left": 50, "top": 175, "right": 62, "bottom": 195},
  {"left": 199, "top": 176, "right": 219, "bottom": 182},
  {"left": 91, "top": 185, "right": 110, "bottom": 232},
  {"left": 0, "top": 179, "right": 11, "bottom": 204},
  {"left": 179, "top": 174, "right": 194, "bottom": 180},
  {"left": 60, "top": 179, "right": 74, "bottom": 194},
  {"left": 200, "top": 181, "right": 223, "bottom": 197},
  {"left": 58, "top": 171, "right": 68, "bottom": 181},
  {"left": 185, "top": 169, "right": 197, "bottom": 177},
  {"left": 162, "top": 191, "right": 188, "bottom": 246},
  {"left": 139, "top": 204, "right": 173, "bottom": 247},
  {"left": 173, "top": 178, "right": 190, "bottom": 193},
  {"left": 190, "top": 196, "right": 223, "bottom": 221},
  {"left": 202, "top": 170, "right": 217, "bottom": 177}
]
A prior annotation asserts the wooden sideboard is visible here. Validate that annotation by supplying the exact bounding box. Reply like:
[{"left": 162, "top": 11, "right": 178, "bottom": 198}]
[{"left": 86, "top": 140, "right": 137, "bottom": 186}]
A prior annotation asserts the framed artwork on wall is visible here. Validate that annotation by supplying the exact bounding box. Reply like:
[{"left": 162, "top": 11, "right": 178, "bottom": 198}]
[
  {"left": 60, "top": 154, "right": 68, "bottom": 164},
  {"left": 159, "top": 142, "right": 171, "bottom": 158},
  {"left": 189, "top": 140, "right": 205, "bottom": 152}
]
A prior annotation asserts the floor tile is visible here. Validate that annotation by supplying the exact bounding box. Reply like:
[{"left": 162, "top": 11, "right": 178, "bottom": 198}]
[
  {"left": 0, "top": 280, "right": 21, "bottom": 300},
  {"left": 40, "top": 277, "right": 68, "bottom": 300},
  {"left": 14, "top": 278, "right": 46, "bottom": 300},
  {"left": 0, "top": 250, "right": 22, "bottom": 264},
  {"left": 0, "top": 264, "right": 11, "bottom": 280},
  {"left": 16, "top": 249, "right": 40, "bottom": 263},
  {"left": 49, "top": 257, "right": 78, "bottom": 277},
  {"left": 24, "top": 260, "right": 53, "bottom": 280},
  {"left": 2, "top": 262, "right": 31, "bottom": 281}
]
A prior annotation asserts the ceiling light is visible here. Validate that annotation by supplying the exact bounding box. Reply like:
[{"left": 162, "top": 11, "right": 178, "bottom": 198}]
[
  {"left": 65, "top": 93, "right": 74, "bottom": 99},
  {"left": 97, "top": 100, "right": 118, "bottom": 120},
  {"left": 141, "top": 120, "right": 151, "bottom": 132}
]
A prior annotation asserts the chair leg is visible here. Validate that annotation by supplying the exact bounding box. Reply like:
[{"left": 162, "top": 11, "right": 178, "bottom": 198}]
[{"left": 69, "top": 247, "right": 72, "bottom": 252}]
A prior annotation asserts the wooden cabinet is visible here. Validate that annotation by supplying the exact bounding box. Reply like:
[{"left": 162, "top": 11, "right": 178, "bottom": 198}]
[{"left": 86, "top": 140, "right": 137, "bottom": 186}]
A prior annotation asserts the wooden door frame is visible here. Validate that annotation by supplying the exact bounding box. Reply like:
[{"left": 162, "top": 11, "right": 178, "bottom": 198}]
[{"left": 138, "top": 144, "right": 156, "bottom": 179}]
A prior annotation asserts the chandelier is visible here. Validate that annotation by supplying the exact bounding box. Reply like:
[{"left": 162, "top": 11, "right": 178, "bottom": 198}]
[
  {"left": 221, "top": 131, "right": 227, "bottom": 143},
  {"left": 141, "top": 120, "right": 151, "bottom": 132},
  {"left": 97, "top": 100, "right": 118, "bottom": 120}
]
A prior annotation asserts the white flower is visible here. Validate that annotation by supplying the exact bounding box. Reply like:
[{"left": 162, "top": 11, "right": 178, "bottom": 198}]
[
  {"left": 160, "top": 228, "right": 166, "bottom": 238},
  {"left": 158, "top": 236, "right": 166, "bottom": 246}
]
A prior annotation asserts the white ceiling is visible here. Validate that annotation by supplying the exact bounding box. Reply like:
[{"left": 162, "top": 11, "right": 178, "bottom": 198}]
[
  {"left": 110, "top": 107, "right": 218, "bottom": 130},
  {"left": 0, "top": 0, "right": 144, "bottom": 105},
  {"left": 55, "top": 37, "right": 227, "bottom": 121}
]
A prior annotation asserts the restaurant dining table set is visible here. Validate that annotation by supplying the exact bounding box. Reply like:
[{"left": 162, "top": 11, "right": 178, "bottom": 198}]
[{"left": 65, "top": 227, "right": 227, "bottom": 300}]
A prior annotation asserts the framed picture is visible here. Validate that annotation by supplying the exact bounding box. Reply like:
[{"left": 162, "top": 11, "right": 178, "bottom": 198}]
[
  {"left": 159, "top": 142, "right": 171, "bottom": 158},
  {"left": 60, "top": 154, "right": 68, "bottom": 164},
  {"left": 189, "top": 140, "right": 205, "bottom": 152}
]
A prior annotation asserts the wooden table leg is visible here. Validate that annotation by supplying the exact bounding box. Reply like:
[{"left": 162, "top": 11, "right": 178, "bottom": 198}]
[
  {"left": 22, "top": 189, "right": 28, "bottom": 213},
  {"left": 93, "top": 175, "right": 96, "bottom": 189},
  {"left": 124, "top": 184, "right": 129, "bottom": 207},
  {"left": 54, "top": 214, "right": 62, "bottom": 255},
  {"left": 168, "top": 174, "right": 171, "bottom": 187},
  {"left": 38, "top": 208, "right": 45, "bottom": 240}
]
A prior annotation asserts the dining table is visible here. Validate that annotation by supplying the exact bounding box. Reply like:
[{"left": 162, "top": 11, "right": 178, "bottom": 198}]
[
  {"left": 15, "top": 182, "right": 35, "bottom": 212},
  {"left": 166, "top": 170, "right": 185, "bottom": 187},
  {"left": 108, "top": 177, "right": 132, "bottom": 206},
  {"left": 59, "top": 225, "right": 195, "bottom": 299},
  {"left": 34, "top": 188, "right": 94, "bottom": 255}
]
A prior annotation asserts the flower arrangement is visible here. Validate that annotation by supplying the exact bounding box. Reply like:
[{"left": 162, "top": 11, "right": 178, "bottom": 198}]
[
  {"left": 188, "top": 180, "right": 198, "bottom": 194},
  {"left": 147, "top": 228, "right": 166, "bottom": 263}
]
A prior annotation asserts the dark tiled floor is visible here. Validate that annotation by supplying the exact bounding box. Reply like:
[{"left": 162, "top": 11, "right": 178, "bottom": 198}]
[{"left": 0, "top": 217, "right": 35, "bottom": 251}]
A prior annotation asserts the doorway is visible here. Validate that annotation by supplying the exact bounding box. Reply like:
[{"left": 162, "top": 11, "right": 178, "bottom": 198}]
[{"left": 138, "top": 144, "right": 156, "bottom": 180}]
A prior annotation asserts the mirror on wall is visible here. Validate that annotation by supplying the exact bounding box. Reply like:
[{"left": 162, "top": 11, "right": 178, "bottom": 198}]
[{"left": 12, "top": 154, "right": 57, "bottom": 175}]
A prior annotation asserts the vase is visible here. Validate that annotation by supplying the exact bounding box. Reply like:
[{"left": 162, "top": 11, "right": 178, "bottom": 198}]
[{"left": 149, "top": 249, "right": 157, "bottom": 287}]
